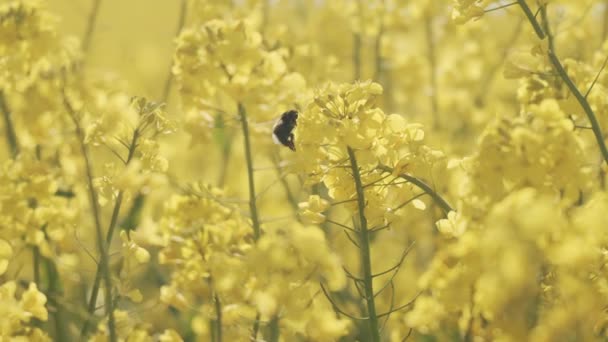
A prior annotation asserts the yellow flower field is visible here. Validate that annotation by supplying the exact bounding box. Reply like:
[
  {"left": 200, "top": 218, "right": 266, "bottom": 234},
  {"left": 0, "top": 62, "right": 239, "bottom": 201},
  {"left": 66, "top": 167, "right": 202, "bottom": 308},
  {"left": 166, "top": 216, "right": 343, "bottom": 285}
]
[{"left": 2, "top": 0, "right": 608, "bottom": 341}]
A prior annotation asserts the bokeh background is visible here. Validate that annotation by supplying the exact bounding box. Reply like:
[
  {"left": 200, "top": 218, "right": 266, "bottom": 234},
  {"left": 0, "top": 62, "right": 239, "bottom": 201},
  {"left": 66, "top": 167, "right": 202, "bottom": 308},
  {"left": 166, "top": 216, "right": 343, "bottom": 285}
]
[{"left": 4, "top": 0, "right": 608, "bottom": 341}]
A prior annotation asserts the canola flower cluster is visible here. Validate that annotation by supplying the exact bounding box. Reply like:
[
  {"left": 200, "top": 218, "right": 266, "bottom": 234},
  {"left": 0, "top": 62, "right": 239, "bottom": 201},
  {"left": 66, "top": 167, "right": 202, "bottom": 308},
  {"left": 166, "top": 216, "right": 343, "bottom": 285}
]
[{"left": 2, "top": 0, "right": 608, "bottom": 341}]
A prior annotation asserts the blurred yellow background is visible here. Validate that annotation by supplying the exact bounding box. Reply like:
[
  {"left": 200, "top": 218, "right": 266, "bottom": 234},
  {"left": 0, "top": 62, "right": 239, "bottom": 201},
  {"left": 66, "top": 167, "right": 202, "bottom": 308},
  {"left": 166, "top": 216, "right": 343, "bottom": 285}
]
[{"left": 48, "top": 0, "right": 181, "bottom": 99}]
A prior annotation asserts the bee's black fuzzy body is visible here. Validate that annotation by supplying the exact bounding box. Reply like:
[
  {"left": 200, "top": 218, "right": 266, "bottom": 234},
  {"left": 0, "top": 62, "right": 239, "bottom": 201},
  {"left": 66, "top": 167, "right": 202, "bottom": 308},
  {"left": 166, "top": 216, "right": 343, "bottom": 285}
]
[{"left": 272, "top": 110, "right": 298, "bottom": 151}]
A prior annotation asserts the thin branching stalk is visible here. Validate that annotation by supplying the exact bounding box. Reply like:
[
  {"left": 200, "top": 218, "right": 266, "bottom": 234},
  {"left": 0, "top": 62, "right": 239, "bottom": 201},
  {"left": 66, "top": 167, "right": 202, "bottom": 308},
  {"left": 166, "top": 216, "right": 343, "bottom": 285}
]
[
  {"left": 271, "top": 153, "right": 299, "bottom": 213},
  {"left": 214, "top": 293, "right": 223, "bottom": 342},
  {"left": 0, "top": 90, "right": 19, "bottom": 157},
  {"left": 268, "top": 316, "right": 280, "bottom": 342},
  {"left": 240, "top": 102, "right": 266, "bottom": 339},
  {"left": 0, "top": 91, "right": 48, "bottom": 317},
  {"left": 516, "top": 0, "right": 545, "bottom": 39},
  {"left": 33, "top": 247, "right": 40, "bottom": 284},
  {"left": 383, "top": 55, "right": 394, "bottom": 113},
  {"left": 377, "top": 165, "right": 453, "bottom": 214},
  {"left": 81, "top": 128, "right": 140, "bottom": 338},
  {"left": 161, "top": 0, "right": 187, "bottom": 102},
  {"left": 372, "top": 1, "right": 385, "bottom": 83},
  {"left": 251, "top": 313, "right": 261, "bottom": 341},
  {"left": 475, "top": 19, "right": 523, "bottom": 107},
  {"left": 353, "top": 33, "right": 362, "bottom": 80},
  {"left": 217, "top": 134, "right": 233, "bottom": 187},
  {"left": 603, "top": 3, "right": 608, "bottom": 44},
  {"left": 517, "top": 1, "right": 608, "bottom": 165},
  {"left": 484, "top": 1, "right": 518, "bottom": 13},
  {"left": 63, "top": 94, "right": 117, "bottom": 342},
  {"left": 238, "top": 103, "right": 261, "bottom": 240},
  {"left": 216, "top": 113, "right": 234, "bottom": 188},
  {"left": 347, "top": 146, "right": 381, "bottom": 342},
  {"left": 261, "top": 0, "right": 270, "bottom": 35},
  {"left": 82, "top": 0, "right": 102, "bottom": 54},
  {"left": 425, "top": 15, "right": 440, "bottom": 129},
  {"left": 353, "top": 0, "right": 363, "bottom": 81},
  {"left": 539, "top": 5, "right": 554, "bottom": 52},
  {"left": 44, "top": 255, "right": 69, "bottom": 341}
]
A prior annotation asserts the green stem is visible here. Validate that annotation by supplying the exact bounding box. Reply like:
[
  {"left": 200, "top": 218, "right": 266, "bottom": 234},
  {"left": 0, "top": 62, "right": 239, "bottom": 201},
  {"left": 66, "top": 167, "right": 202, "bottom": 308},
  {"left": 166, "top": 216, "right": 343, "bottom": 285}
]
[
  {"left": 63, "top": 95, "right": 117, "bottom": 342},
  {"left": 251, "top": 313, "right": 261, "bottom": 341},
  {"left": 33, "top": 247, "right": 41, "bottom": 284},
  {"left": 352, "top": 0, "right": 363, "bottom": 81},
  {"left": 238, "top": 103, "right": 261, "bottom": 240},
  {"left": 373, "top": 20, "right": 384, "bottom": 82},
  {"left": 238, "top": 103, "right": 274, "bottom": 340},
  {"left": 347, "top": 147, "right": 381, "bottom": 342},
  {"left": 602, "top": 3, "right": 608, "bottom": 44},
  {"left": 0, "top": 90, "right": 19, "bottom": 157},
  {"left": 353, "top": 32, "right": 362, "bottom": 80},
  {"left": 217, "top": 136, "right": 233, "bottom": 187},
  {"left": 81, "top": 128, "right": 139, "bottom": 338},
  {"left": 216, "top": 113, "right": 234, "bottom": 188},
  {"left": 377, "top": 165, "right": 453, "bottom": 214},
  {"left": 82, "top": 0, "right": 102, "bottom": 54},
  {"left": 475, "top": 20, "right": 523, "bottom": 107},
  {"left": 516, "top": 0, "right": 545, "bottom": 39},
  {"left": 425, "top": 15, "right": 440, "bottom": 129},
  {"left": 268, "top": 316, "right": 280, "bottom": 342},
  {"left": 161, "top": 0, "right": 187, "bottom": 103},
  {"left": 272, "top": 153, "right": 299, "bottom": 213},
  {"left": 261, "top": 0, "right": 270, "bottom": 34},
  {"left": 539, "top": 5, "right": 554, "bottom": 52},
  {"left": 45, "top": 256, "right": 69, "bottom": 341},
  {"left": 548, "top": 60, "right": 608, "bottom": 166},
  {"left": 517, "top": 2, "right": 608, "bottom": 165},
  {"left": 214, "top": 293, "right": 223, "bottom": 342}
]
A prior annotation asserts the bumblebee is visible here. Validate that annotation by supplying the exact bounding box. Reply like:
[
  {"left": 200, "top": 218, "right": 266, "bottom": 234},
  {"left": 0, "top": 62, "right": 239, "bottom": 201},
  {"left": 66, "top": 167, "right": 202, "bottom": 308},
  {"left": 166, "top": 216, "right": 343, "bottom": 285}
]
[{"left": 272, "top": 110, "right": 298, "bottom": 151}]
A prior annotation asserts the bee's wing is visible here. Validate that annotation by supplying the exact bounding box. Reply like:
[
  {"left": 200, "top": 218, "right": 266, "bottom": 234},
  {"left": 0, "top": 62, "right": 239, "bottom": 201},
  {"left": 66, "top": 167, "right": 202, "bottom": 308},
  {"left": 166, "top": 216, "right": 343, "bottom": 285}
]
[
  {"left": 272, "top": 131, "right": 282, "bottom": 145},
  {"left": 272, "top": 117, "right": 283, "bottom": 145}
]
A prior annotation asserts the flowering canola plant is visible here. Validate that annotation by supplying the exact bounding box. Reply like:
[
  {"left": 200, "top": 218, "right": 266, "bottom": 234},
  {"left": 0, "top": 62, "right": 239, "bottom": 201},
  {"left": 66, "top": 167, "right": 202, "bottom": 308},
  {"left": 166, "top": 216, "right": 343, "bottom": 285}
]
[{"left": 2, "top": 0, "right": 608, "bottom": 341}]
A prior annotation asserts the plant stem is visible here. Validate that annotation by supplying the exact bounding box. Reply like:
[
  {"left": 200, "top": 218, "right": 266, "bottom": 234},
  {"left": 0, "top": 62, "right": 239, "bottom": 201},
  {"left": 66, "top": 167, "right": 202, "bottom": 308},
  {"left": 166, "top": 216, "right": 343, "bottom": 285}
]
[
  {"left": 516, "top": 0, "right": 545, "bottom": 39},
  {"left": 353, "top": 32, "right": 362, "bottom": 80},
  {"left": 161, "top": 0, "right": 187, "bottom": 103},
  {"left": 238, "top": 103, "right": 273, "bottom": 339},
  {"left": 603, "top": 3, "right": 608, "bottom": 44},
  {"left": 475, "top": 19, "right": 523, "bottom": 107},
  {"left": 268, "top": 316, "right": 280, "bottom": 342},
  {"left": 261, "top": 0, "right": 270, "bottom": 34},
  {"left": 217, "top": 136, "right": 233, "bottom": 187},
  {"left": 63, "top": 95, "right": 117, "bottom": 342},
  {"left": 216, "top": 112, "right": 234, "bottom": 188},
  {"left": 81, "top": 128, "right": 139, "bottom": 338},
  {"left": 352, "top": 0, "right": 363, "bottom": 81},
  {"left": 548, "top": 60, "right": 608, "bottom": 166},
  {"left": 377, "top": 164, "right": 453, "bottom": 214},
  {"left": 373, "top": 18, "right": 384, "bottom": 82},
  {"left": 539, "top": 5, "right": 554, "bottom": 52},
  {"left": 33, "top": 247, "right": 41, "bottom": 284},
  {"left": 517, "top": 1, "right": 608, "bottom": 165},
  {"left": 251, "top": 313, "right": 261, "bottom": 341},
  {"left": 238, "top": 103, "right": 261, "bottom": 240},
  {"left": 347, "top": 147, "right": 381, "bottom": 342},
  {"left": 425, "top": 15, "right": 440, "bottom": 129},
  {"left": 45, "top": 256, "right": 69, "bottom": 341},
  {"left": 0, "top": 90, "right": 19, "bottom": 157},
  {"left": 271, "top": 153, "right": 299, "bottom": 213},
  {"left": 214, "top": 293, "right": 223, "bottom": 342},
  {"left": 82, "top": 0, "right": 102, "bottom": 54}
]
